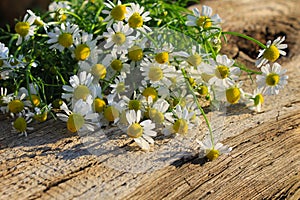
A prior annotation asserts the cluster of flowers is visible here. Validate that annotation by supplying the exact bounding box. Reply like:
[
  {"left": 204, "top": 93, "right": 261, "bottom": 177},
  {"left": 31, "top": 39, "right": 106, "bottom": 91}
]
[{"left": 0, "top": 0, "right": 288, "bottom": 161}]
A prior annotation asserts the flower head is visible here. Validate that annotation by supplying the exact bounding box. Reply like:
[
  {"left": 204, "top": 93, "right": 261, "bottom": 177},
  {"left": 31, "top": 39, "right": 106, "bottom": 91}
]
[
  {"left": 126, "top": 109, "right": 157, "bottom": 150},
  {"left": 197, "top": 137, "right": 232, "bottom": 161},
  {"left": 102, "top": 0, "right": 127, "bottom": 28},
  {"left": 256, "top": 63, "right": 288, "bottom": 95},
  {"left": 47, "top": 22, "right": 81, "bottom": 52},
  {"left": 15, "top": 12, "right": 36, "bottom": 45},
  {"left": 186, "top": 6, "right": 221, "bottom": 29},
  {"left": 125, "top": 3, "right": 152, "bottom": 32},
  {"left": 256, "top": 36, "right": 287, "bottom": 68}
]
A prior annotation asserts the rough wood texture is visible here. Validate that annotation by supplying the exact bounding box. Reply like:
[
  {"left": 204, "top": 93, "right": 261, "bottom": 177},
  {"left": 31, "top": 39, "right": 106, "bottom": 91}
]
[{"left": 1, "top": 0, "right": 300, "bottom": 199}]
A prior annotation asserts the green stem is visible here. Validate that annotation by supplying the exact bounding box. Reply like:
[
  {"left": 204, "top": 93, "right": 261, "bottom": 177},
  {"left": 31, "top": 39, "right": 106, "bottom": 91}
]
[
  {"left": 223, "top": 31, "right": 266, "bottom": 49},
  {"left": 181, "top": 68, "right": 215, "bottom": 148}
]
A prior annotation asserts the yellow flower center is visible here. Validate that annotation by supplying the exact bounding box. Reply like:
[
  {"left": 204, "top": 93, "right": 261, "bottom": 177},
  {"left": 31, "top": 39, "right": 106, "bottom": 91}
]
[
  {"left": 110, "top": 59, "right": 123, "bottom": 72},
  {"left": 15, "top": 22, "right": 30, "bottom": 37},
  {"left": 67, "top": 113, "right": 85, "bottom": 133},
  {"left": 127, "top": 123, "right": 143, "bottom": 138},
  {"left": 34, "top": 19, "right": 44, "bottom": 27},
  {"left": 28, "top": 94, "right": 41, "bottom": 107},
  {"left": 142, "top": 87, "right": 158, "bottom": 101},
  {"left": 172, "top": 118, "right": 188, "bottom": 135},
  {"left": 206, "top": 149, "right": 220, "bottom": 161},
  {"left": 128, "top": 45, "right": 143, "bottom": 61},
  {"left": 148, "top": 66, "right": 164, "bottom": 82},
  {"left": 197, "top": 85, "right": 208, "bottom": 96},
  {"left": 155, "top": 52, "right": 169, "bottom": 64},
  {"left": 104, "top": 106, "right": 119, "bottom": 122},
  {"left": 215, "top": 65, "right": 230, "bottom": 79},
  {"left": 196, "top": 16, "right": 212, "bottom": 29},
  {"left": 254, "top": 94, "right": 264, "bottom": 106},
  {"left": 52, "top": 99, "right": 64, "bottom": 109},
  {"left": 13, "top": 117, "right": 27, "bottom": 132},
  {"left": 93, "top": 98, "right": 106, "bottom": 113},
  {"left": 188, "top": 77, "right": 196, "bottom": 87},
  {"left": 263, "top": 45, "right": 280, "bottom": 62},
  {"left": 149, "top": 108, "right": 164, "bottom": 124},
  {"left": 112, "top": 32, "right": 126, "bottom": 45},
  {"left": 226, "top": 87, "right": 241, "bottom": 104},
  {"left": 58, "top": 33, "right": 73, "bottom": 48},
  {"left": 92, "top": 64, "right": 106, "bottom": 79},
  {"left": 8, "top": 100, "right": 24, "bottom": 113},
  {"left": 34, "top": 112, "right": 48, "bottom": 122},
  {"left": 266, "top": 73, "right": 280, "bottom": 86},
  {"left": 187, "top": 53, "right": 202, "bottom": 67},
  {"left": 73, "top": 85, "right": 90, "bottom": 101},
  {"left": 74, "top": 44, "right": 91, "bottom": 61},
  {"left": 115, "top": 82, "right": 126, "bottom": 93},
  {"left": 110, "top": 5, "right": 127, "bottom": 21},
  {"left": 60, "top": 14, "right": 67, "bottom": 21},
  {"left": 128, "top": 100, "right": 141, "bottom": 111},
  {"left": 128, "top": 12, "right": 143, "bottom": 28}
]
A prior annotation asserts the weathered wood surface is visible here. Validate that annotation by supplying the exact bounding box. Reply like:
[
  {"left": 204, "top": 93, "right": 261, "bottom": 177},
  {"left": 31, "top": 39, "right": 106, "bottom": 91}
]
[{"left": 1, "top": 0, "right": 300, "bottom": 199}]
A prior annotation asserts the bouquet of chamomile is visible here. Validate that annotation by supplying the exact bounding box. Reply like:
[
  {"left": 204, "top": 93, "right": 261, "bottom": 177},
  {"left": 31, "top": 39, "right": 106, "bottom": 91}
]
[{"left": 0, "top": 0, "right": 288, "bottom": 160}]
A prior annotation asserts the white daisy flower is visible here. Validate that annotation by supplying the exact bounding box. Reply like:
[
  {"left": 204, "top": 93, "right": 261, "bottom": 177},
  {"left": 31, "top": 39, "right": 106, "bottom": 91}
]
[
  {"left": 48, "top": 1, "right": 72, "bottom": 21},
  {"left": 125, "top": 3, "right": 152, "bottom": 32},
  {"left": 110, "top": 75, "right": 129, "bottom": 99},
  {"left": 163, "top": 104, "right": 194, "bottom": 136},
  {"left": 102, "top": 21, "right": 136, "bottom": 54},
  {"left": 147, "top": 98, "right": 171, "bottom": 125},
  {"left": 47, "top": 22, "right": 81, "bottom": 52},
  {"left": 15, "top": 12, "right": 36, "bottom": 45},
  {"left": 78, "top": 55, "right": 107, "bottom": 82},
  {"left": 72, "top": 31, "right": 100, "bottom": 61},
  {"left": 140, "top": 58, "right": 177, "bottom": 88},
  {"left": 197, "top": 137, "right": 232, "bottom": 161},
  {"left": 57, "top": 96, "right": 100, "bottom": 133},
  {"left": 62, "top": 71, "right": 101, "bottom": 106},
  {"left": 205, "top": 54, "right": 241, "bottom": 88},
  {"left": 126, "top": 109, "right": 157, "bottom": 150},
  {"left": 26, "top": 9, "right": 48, "bottom": 32},
  {"left": 244, "top": 87, "right": 265, "bottom": 112},
  {"left": 177, "top": 45, "right": 209, "bottom": 69},
  {"left": 127, "top": 37, "right": 148, "bottom": 68},
  {"left": 0, "top": 87, "right": 10, "bottom": 113},
  {"left": 102, "top": 0, "right": 127, "bottom": 28},
  {"left": 12, "top": 110, "right": 34, "bottom": 137},
  {"left": 256, "top": 36, "right": 287, "bottom": 68},
  {"left": 102, "top": 52, "right": 131, "bottom": 78},
  {"left": 214, "top": 80, "right": 244, "bottom": 104},
  {"left": 185, "top": 5, "right": 222, "bottom": 29},
  {"left": 256, "top": 63, "right": 288, "bottom": 95}
]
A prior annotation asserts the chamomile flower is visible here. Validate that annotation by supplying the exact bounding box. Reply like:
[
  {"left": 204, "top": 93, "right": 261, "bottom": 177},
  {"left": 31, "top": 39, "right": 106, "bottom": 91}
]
[
  {"left": 140, "top": 58, "right": 177, "bottom": 88},
  {"left": 12, "top": 110, "right": 34, "bottom": 137},
  {"left": 15, "top": 12, "right": 36, "bottom": 46},
  {"left": 215, "top": 80, "right": 244, "bottom": 104},
  {"left": 126, "top": 109, "right": 157, "bottom": 150},
  {"left": 72, "top": 31, "right": 100, "bottom": 61},
  {"left": 186, "top": 5, "right": 222, "bottom": 30},
  {"left": 163, "top": 104, "right": 194, "bottom": 136},
  {"left": 62, "top": 71, "right": 101, "bottom": 106},
  {"left": 7, "top": 92, "right": 27, "bottom": 115},
  {"left": 147, "top": 98, "right": 170, "bottom": 125},
  {"left": 125, "top": 3, "right": 152, "bottom": 32},
  {"left": 57, "top": 96, "right": 100, "bottom": 133},
  {"left": 103, "top": 52, "right": 131, "bottom": 78},
  {"left": 197, "top": 137, "right": 232, "bottom": 161},
  {"left": 205, "top": 54, "right": 241, "bottom": 88},
  {"left": 103, "top": 21, "right": 135, "bottom": 54},
  {"left": 48, "top": 1, "right": 71, "bottom": 21},
  {"left": 47, "top": 22, "right": 81, "bottom": 52},
  {"left": 79, "top": 56, "right": 107, "bottom": 82},
  {"left": 110, "top": 75, "right": 129, "bottom": 99},
  {"left": 245, "top": 88, "right": 265, "bottom": 112},
  {"left": 102, "top": 0, "right": 127, "bottom": 28},
  {"left": 256, "top": 36, "right": 287, "bottom": 68},
  {"left": 26, "top": 9, "right": 48, "bottom": 32},
  {"left": 256, "top": 63, "right": 288, "bottom": 95},
  {"left": 127, "top": 37, "right": 148, "bottom": 67},
  {"left": 178, "top": 45, "right": 209, "bottom": 69},
  {"left": 0, "top": 87, "right": 10, "bottom": 113}
]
